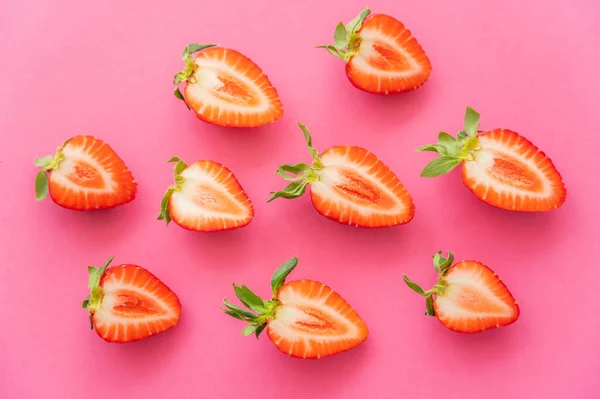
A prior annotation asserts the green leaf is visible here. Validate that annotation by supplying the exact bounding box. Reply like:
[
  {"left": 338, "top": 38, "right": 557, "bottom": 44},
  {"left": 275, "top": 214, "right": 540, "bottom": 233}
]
[
  {"left": 157, "top": 187, "right": 174, "bottom": 225},
  {"left": 174, "top": 87, "right": 184, "bottom": 101},
  {"left": 316, "top": 45, "right": 346, "bottom": 61},
  {"left": 403, "top": 275, "right": 429, "bottom": 296},
  {"left": 34, "top": 155, "right": 52, "bottom": 167},
  {"left": 233, "top": 285, "right": 267, "bottom": 313},
  {"left": 464, "top": 107, "right": 480, "bottom": 137},
  {"left": 174, "top": 161, "right": 187, "bottom": 175},
  {"left": 438, "top": 132, "right": 456, "bottom": 146},
  {"left": 334, "top": 22, "right": 348, "bottom": 48},
  {"left": 267, "top": 181, "right": 309, "bottom": 202},
  {"left": 97, "top": 257, "right": 114, "bottom": 279},
  {"left": 432, "top": 251, "right": 444, "bottom": 273},
  {"left": 223, "top": 299, "right": 258, "bottom": 320},
  {"left": 425, "top": 296, "right": 436, "bottom": 316},
  {"left": 416, "top": 144, "right": 448, "bottom": 155},
  {"left": 242, "top": 325, "right": 258, "bottom": 336},
  {"left": 271, "top": 257, "right": 298, "bottom": 297},
  {"left": 438, "top": 252, "right": 454, "bottom": 275},
  {"left": 35, "top": 170, "right": 49, "bottom": 200},
  {"left": 456, "top": 130, "right": 468, "bottom": 140},
  {"left": 420, "top": 156, "right": 462, "bottom": 177},
  {"left": 254, "top": 323, "right": 267, "bottom": 339},
  {"left": 167, "top": 157, "right": 181, "bottom": 163},
  {"left": 297, "top": 123, "right": 319, "bottom": 160},
  {"left": 182, "top": 43, "right": 217, "bottom": 59},
  {"left": 345, "top": 7, "right": 371, "bottom": 34},
  {"left": 275, "top": 163, "right": 312, "bottom": 181},
  {"left": 82, "top": 297, "right": 90, "bottom": 309}
]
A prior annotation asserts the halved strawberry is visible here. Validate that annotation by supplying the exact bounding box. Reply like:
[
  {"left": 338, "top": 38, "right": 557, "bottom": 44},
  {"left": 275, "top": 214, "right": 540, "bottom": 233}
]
[
  {"left": 158, "top": 157, "right": 253, "bottom": 232},
  {"left": 83, "top": 257, "right": 181, "bottom": 343},
  {"left": 173, "top": 43, "right": 283, "bottom": 127},
  {"left": 403, "top": 251, "right": 519, "bottom": 333},
  {"left": 318, "top": 8, "right": 431, "bottom": 94},
  {"left": 268, "top": 124, "right": 414, "bottom": 228},
  {"left": 34, "top": 136, "right": 137, "bottom": 210},
  {"left": 417, "top": 107, "right": 566, "bottom": 211},
  {"left": 222, "top": 257, "right": 368, "bottom": 359}
]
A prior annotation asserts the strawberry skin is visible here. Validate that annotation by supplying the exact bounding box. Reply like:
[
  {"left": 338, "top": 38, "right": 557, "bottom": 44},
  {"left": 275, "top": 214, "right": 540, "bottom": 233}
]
[
  {"left": 173, "top": 44, "right": 283, "bottom": 127},
  {"left": 34, "top": 136, "right": 137, "bottom": 210},
  {"left": 83, "top": 258, "right": 181, "bottom": 343},
  {"left": 319, "top": 8, "right": 431, "bottom": 94},
  {"left": 418, "top": 107, "right": 566, "bottom": 212},
  {"left": 222, "top": 258, "right": 368, "bottom": 359},
  {"left": 268, "top": 124, "right": 414, "bottom": 228},
  {"left": 158, "top": 157, "right": 253, "bottom": 232},
  {"left": 404, "top": 251, "right": 519, "bottom": 334}
]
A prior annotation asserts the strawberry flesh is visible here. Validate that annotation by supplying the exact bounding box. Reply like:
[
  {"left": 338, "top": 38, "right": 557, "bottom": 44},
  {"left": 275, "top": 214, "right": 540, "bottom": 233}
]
[
  {"left": 168, "top": 160, "right": 253, "bottom": 232},
  {"left": 91, "top": 264, "right": 181, "bottom": 343},
  {"left": 183, "top": 47, "right": 283, "bottom": 127},
  {"left": 434, "top": 261, "right": 519, "bottom": 333},
  {"left": 462, "top": 129, "right": 566, "bottom": 211},
  {"left": 267, "top": 280, "right": 369, "bottom": 359},
  {"left": 348, "top": 14, "right": 432, "bottom": 94},
  {"left": 45, "top": 136, "right": 136, "bottom": 210},
  {"left": 310, "top": 146, "right": 414, "bottom": 227}
]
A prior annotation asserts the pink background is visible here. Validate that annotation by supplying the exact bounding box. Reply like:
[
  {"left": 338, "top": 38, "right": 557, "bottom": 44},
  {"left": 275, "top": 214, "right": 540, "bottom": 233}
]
[{"left": 1, "top": 0, "right": 599, "bottom": 398}]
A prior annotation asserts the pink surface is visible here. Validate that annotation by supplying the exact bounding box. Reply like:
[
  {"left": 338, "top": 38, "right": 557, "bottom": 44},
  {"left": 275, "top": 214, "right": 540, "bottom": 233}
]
[{"left": 1, "top": 0, "right": 599, "bottom": 398}]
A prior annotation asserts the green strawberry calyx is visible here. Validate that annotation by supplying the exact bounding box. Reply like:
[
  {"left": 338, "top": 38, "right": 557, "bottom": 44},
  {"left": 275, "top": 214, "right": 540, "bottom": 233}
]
[
  {"left": 417, "top": 106, "right": 484, "bottom": 178},
  {"left": 316, "top": 7, "right": 371, "bottom": 62},
  {"left": 267, "top": 123, "right": 324, "bottom": 203},
  {"left": 221, "top": 257, "right": 299, "bottom": 338},
  {"left": 157, "top": 157, "right": 188, "bottom": 226},
  {"left": 402, "top": 251, "right": 455, "bottom": 316},
  {"left": 173, "top": 43, "right": 218, "bottom": 107}
]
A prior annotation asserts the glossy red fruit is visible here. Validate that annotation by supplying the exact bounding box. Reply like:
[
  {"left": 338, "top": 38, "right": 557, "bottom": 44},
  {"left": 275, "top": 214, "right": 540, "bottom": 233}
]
[
  {"left": 34, "top": 136, "right": 136, "bottom": 210},
  {"left": 267, "top": 123, "right": 414, "bottom": 228},
  {"left": 222, "top": 258, "right": 369, "bottom": 359},
  {"left": 404, "top": 251, "right": 520, "bottom": 334},
  {"left": 319, "top": 8, "right": 431, "bottom": 94},
  {"left": 158, "top": 157, "right": 253, "bottom": 232},
  {"left": 417, "top": 106, "right": 566, "bottom": 211},
  {"left": 83, "top": 257, "right": 181, "bottom": 343},
  {"left": 173, "top": 44, "right": 283, "bottom": 127}
]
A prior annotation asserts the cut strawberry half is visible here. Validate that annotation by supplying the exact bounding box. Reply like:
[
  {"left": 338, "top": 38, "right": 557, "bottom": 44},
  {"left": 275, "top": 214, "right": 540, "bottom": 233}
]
[
  {"left": 82, "top": 257, "right": 181, "bottom": 343},
  {"left": 318, "top": 8, "right": 431, "bottom": 94},
  {"left": 158, "top": 157, "right": 253, "bottom": 232},
  {"left": 267, "top": 123, "right": 414, "bottom": 228},
  {"left": 417, "top": 107, "right": 566, "bottom": 211},
  {"left": 403, "top": 251, "right": 519, "bottom": 334},
  {"left": 173, "top": 43, "right": 283, "bottom": 127},
  {"left": 222, "top": 257, "right": 368, "bottom": 359},
  {"left": 34, "top": 136, "right": 137, "bottom": 210}
]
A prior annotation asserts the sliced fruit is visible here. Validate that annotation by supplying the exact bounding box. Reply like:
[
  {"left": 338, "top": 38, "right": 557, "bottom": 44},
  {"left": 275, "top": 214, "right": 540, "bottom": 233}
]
[
  {"left": 34, "top": 136, "right": 137, "bottom": 210},
  {"left": 318, "top": 8, "right": 431, "bottom": 94},
  {"left": 173, "top": 43, "right": 283, "bottom": 127},
  {"left": 83, "top": 257, "right": 181, "bottom": 343},
  {"left": 222, "top": 257, "right": 368, "bottom": 359},
  {"left": 158, "top": 157, "right": 253, "bottom": 232},
  {"left": 268, "top": 123, "right": 414, "bottom": 227},
  {"left": 403, "top": 251, "right": 519, "bottom": 334},
  {"left": 417, "top": 106, "right": 566, "bottom": 211}
]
